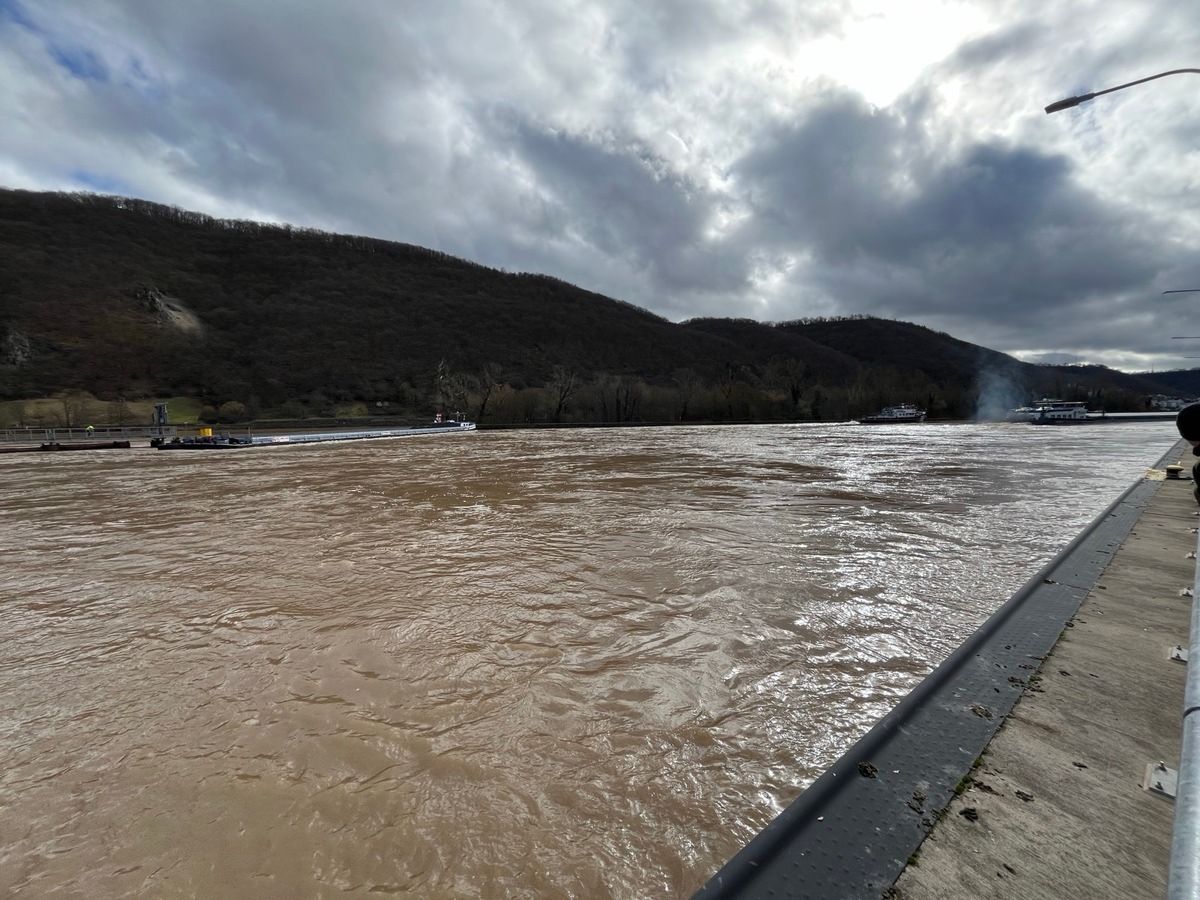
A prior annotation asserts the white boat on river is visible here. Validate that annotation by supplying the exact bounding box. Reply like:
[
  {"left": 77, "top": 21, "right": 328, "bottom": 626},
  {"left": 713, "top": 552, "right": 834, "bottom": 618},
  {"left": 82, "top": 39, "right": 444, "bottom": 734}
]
[
  {"left": 856, "top": 404, "right": 927, "bottom": 424},
  {"left": 1006, "top": 399, "right": 1090, "bottom": 424}
]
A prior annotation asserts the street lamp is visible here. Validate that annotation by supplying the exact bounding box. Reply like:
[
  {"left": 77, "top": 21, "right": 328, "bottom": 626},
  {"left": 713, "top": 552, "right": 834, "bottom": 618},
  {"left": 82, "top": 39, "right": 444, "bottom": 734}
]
[{"left": 1045, "top": 68, "right": 1200, "bottom": 113}]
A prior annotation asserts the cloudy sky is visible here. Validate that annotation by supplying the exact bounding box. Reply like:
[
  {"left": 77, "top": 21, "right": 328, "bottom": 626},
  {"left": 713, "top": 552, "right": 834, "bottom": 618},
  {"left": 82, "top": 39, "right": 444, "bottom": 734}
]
[{"left": 2, "top": 1, "right": 1198, "bottom": 372}]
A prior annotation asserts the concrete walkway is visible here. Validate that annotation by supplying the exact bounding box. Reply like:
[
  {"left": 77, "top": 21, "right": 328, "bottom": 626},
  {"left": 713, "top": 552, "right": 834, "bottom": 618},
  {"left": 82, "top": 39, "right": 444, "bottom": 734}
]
[{"left": 891, "top": 450, "right": 1197, "bottom": 899}]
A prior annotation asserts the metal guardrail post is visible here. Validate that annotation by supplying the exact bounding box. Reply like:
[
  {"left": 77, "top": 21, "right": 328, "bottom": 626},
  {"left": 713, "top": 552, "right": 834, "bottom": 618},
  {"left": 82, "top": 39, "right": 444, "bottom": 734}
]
[{"left": 1169, "top": 527, "right": 1200, "bottom": 898}]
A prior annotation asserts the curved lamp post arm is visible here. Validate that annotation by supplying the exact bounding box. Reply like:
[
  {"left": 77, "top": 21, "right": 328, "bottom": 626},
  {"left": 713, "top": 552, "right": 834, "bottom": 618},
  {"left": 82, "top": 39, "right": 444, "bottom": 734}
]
[{"left": 1045, "top": 68, "right": 1200, "bottom": 114}]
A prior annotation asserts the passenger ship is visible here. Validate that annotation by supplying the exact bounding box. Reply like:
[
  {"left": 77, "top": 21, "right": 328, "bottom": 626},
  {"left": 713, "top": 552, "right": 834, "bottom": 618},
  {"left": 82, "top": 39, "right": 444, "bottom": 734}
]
[{"left": 1005, "top": 399, "right": 1090, "bottom": 424}]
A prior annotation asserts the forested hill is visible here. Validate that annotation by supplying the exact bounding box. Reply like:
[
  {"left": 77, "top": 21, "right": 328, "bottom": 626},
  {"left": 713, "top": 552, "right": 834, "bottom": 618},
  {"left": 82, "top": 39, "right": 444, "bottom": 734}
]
[{"left": 0, "top": 188, "right": 1186, "bottom": 425}]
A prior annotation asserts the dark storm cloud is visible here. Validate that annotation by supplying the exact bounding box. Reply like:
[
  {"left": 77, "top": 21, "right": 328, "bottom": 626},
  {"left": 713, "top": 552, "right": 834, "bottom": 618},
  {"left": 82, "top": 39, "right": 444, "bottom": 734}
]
[
  {"left": 734, "top": 91, "right": 909, "bottom": 260},
  {"left": 1, "top": 0, "right": 1197, "bottom": 369},
  {"left": 728, "top": 83, "right": 1171, "bottom": 361}
]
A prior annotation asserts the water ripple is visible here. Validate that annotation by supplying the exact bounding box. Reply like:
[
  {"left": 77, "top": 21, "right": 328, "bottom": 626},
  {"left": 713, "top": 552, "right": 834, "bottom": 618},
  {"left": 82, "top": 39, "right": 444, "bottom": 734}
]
[{"left": 0, "top": 421, "right": 1176, "bottom": 897}]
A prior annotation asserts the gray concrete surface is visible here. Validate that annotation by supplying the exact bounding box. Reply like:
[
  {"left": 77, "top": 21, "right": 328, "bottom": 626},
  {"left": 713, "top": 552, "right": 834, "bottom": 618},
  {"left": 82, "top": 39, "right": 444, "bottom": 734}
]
[{"left": 890, "top": 451, "right": 1197, "bottom": 900}]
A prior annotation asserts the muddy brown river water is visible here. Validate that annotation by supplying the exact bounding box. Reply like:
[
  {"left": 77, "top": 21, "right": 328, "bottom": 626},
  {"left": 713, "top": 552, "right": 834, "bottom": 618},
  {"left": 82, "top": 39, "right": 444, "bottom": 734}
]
[{"left": 0, "top": 420, "right": 1178, "bottom": 898}]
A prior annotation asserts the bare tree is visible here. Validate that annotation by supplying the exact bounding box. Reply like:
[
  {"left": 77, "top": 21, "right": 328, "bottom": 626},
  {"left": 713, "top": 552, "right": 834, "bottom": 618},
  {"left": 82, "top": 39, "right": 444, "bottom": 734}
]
[
  {"left": 109, "top": 397, "right": 131, "bottom": 425},
  {"left": 473, "top": 362, "right": 503, "bottom": 422},
  {"left": 594, "top": 374, "right": 645, "bottom": 422},
  {"left": 673, "top": 368, "right": 704, "bottom": 421},
  {"left": 218, "top": 400, "right": 247, "bottom": 422},
  {"left": 764, "top": 357, "right": 808, "bottom": 416},
  {"left": 59, "top": 392, "right": 88, "bottom": 427},
  {"left": 549, "top": 366, "right": 578, "bottom": 422}
]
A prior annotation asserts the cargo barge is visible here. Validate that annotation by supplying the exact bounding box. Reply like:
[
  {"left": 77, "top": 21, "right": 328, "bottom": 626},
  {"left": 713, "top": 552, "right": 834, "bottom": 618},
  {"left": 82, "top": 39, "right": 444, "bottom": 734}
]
[
  {"left": 156, "top": 420, "right": 476, "bottom": 450},
  {"left": 0, "top": 440, "right": 133, "bottom": 454}
]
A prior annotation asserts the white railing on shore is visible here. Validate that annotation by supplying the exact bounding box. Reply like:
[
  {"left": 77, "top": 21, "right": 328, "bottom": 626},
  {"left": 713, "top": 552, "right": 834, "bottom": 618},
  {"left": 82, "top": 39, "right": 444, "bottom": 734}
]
[
  {"left": 0, "top": 426, "right": 178, "bottom": 443},
  {"left": 1169, "top": 532, "right": 1200, "bottom": 898}
]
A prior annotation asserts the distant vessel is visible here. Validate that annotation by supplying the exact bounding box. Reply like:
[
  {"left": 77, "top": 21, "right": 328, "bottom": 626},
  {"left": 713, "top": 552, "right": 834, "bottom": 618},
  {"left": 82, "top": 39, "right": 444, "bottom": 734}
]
[
  {"left": 157, "top": 419, "right": 476, "bottom": 450},
  {"left": 1006, "top": 399, "right": 1090, "bottom": 424},
  {"left": 856, "top": 404, "right": 927, "bottom": 424},
  {"left": 0, "top": 441, "right": 133, "bottom": 455}
]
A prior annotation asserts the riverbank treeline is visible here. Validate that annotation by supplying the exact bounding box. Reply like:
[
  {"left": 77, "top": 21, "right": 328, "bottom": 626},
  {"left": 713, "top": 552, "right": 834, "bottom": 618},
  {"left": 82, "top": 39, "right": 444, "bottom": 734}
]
[{"left": 1, "top": 189, "right": 1191, "bottom": 426}]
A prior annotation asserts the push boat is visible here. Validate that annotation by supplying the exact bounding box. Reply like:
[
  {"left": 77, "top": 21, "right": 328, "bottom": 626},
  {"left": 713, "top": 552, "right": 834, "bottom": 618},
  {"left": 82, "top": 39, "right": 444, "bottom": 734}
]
[
  {"left": 1005, "top": 399, "right": 1090, "bottom": 424},
  {"left": 156, "top": 419, "right": 476, "bottom": 450},
  {"left": 856, "top": 404, "right": 927, "bottom": 425}
]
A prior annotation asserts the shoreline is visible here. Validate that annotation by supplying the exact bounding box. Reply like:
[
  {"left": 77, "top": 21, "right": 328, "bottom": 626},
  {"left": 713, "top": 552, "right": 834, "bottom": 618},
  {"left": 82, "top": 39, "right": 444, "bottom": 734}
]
[{"left": 0, "top": 411, "right": 1176, "bottom": 445}]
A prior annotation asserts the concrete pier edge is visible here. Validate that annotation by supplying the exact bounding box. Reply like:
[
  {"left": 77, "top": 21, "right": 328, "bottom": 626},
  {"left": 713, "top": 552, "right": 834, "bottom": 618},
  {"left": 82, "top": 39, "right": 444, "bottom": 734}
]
[{"left": 693, "top": 440, "right": 1189, "bottom": 900}]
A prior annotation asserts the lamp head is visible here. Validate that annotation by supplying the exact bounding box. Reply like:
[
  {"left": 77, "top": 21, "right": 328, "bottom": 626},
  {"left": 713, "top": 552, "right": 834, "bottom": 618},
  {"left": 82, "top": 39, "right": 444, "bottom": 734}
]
[{"left": 1044, "top": 93, "right": 1095, "bottom": 114}]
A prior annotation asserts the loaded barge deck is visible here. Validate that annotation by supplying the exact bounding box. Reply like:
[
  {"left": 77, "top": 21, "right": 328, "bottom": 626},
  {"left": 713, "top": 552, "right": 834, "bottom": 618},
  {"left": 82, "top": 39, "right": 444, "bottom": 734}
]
[{"left": 156, "top": 421, "right": 476, "bottom": 450}]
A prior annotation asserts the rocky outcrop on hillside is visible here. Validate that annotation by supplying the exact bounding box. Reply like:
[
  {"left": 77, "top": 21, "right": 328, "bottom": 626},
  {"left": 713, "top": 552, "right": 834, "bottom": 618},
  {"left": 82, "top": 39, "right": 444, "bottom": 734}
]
[
  {"left": 2, "top": 328, "right": 31, "bottom": 367},
  {"left": 137, "top": 286, "right": 204, "bottom": 335}
]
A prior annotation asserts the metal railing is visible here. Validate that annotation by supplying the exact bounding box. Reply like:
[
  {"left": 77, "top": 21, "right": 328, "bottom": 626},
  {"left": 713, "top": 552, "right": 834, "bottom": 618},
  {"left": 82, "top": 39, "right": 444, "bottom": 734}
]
[
  {"left": 0, "top": 426, "right": 177, "bottom": 443},
  {"left": 1169, "top": 526, "right": 1200, "bottom": 898}
]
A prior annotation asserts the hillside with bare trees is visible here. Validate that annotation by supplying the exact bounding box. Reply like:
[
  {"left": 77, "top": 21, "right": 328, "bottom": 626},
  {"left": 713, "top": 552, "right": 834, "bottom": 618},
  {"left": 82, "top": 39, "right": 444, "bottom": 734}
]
[{"left": 0, "top": 189, "right": 1179, "bottom": 425}]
